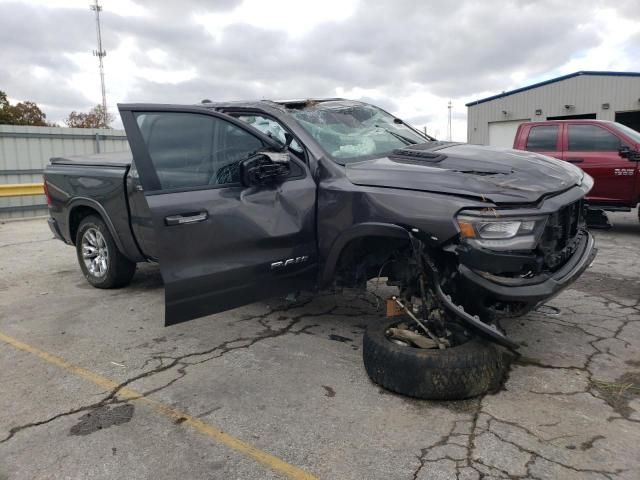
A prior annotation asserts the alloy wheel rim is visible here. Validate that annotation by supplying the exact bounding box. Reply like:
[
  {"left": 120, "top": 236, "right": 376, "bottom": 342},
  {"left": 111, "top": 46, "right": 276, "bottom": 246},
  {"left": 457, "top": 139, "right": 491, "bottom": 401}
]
[{"left": 81, "top": 228, "right": 109, "bottom": 278}]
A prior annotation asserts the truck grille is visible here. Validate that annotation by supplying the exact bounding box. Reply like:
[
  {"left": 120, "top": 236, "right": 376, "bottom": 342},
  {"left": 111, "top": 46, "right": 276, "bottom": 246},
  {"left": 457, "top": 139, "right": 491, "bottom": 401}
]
[{"left": 539, "top": 200, "right": 585, "bottom": 270}]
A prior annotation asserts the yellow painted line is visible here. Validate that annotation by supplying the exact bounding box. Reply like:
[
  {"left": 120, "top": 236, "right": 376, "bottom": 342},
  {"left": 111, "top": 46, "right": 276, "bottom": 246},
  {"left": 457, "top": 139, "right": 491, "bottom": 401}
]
[
  {"left": 0, "top": 331, "right": 318, "bottom": 480},
  {"left": 0, "top": 183, "right": 44, "bottom": 197}
]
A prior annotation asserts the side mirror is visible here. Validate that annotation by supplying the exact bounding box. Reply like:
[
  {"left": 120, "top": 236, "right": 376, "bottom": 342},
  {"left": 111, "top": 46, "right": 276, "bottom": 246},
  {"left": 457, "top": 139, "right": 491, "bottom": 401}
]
[
  {"left": 619, "top": 145, "right": 640, "bottom": 161},
  {"left": 240, "top": 152, "right": 290, "bottom": 187}
]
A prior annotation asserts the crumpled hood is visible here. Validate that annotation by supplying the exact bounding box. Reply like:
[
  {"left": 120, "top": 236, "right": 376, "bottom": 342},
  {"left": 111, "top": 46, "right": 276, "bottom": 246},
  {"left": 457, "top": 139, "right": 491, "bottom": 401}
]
[{"left": 345, "top": 143, "right": 585, "bottom": 204}]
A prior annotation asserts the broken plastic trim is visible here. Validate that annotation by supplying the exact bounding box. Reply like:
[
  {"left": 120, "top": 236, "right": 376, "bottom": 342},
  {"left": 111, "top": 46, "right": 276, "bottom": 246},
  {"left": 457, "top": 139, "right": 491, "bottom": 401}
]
[
  {"left": 408, "top": 230, "right": 519, "bottom": 350},
  {"left": 433, "top": 282, "right": 519, "bottom": 350}
]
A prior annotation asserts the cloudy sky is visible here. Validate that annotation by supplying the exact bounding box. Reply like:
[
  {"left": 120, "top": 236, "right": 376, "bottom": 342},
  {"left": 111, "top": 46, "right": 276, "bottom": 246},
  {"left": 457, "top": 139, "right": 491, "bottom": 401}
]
[{"left": 1, "top": 0, "right": 639, "bottom": 140}]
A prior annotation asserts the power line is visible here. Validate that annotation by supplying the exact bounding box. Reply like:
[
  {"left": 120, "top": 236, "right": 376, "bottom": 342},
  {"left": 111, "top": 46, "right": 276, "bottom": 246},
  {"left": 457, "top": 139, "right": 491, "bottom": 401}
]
[
  {"left": 90, "top": 0, "right": 108, "bottom": 127},
  {"left": 447, "top": 100, "right": 452, "bottom": 141}
]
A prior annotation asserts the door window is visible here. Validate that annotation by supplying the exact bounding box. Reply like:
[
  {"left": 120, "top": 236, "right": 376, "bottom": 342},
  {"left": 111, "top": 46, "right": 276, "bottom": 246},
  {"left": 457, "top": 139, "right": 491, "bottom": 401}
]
[
  {"left": 525, "top": 125, "right": 558, "bottom": 151},
  {"left": 235, "top": 114, "right": 304, "bottom": 154},
  {"left": 568, "top": 125, "right": 621, "bottom": 151},
  {"left": 136, "top": 112, "right": 263, "bottom": 190}
]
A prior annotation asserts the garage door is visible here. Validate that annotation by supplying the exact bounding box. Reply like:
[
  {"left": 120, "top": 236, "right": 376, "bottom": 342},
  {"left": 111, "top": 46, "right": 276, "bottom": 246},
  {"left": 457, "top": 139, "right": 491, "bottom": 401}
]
[
  {"left": 488, "top": 119, "right": 530, "bottom": 148},
  {"left": 615, "top": 110, "right": 640, "bottom": 133}
]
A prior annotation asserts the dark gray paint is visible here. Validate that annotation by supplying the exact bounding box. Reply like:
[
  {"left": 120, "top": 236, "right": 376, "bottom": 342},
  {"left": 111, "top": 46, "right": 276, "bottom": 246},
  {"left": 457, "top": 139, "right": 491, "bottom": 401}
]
[
  {"left": 345, "top": 144, "right": 584, "bottom": 204},
  {"left": 44, "top": 99, "right": 595, "bottom": 327},
  {"left": 119, "top": 103, "right": 318, "bottom": 325},
  {"left": 45, "top": 162, "right": 145, "bottom": 262},
  {"left": 145, "top": 176, "right": 317, "bottom": 325},
  {"left": 51, "top": 151, "right": 132, "bottom": 167}
]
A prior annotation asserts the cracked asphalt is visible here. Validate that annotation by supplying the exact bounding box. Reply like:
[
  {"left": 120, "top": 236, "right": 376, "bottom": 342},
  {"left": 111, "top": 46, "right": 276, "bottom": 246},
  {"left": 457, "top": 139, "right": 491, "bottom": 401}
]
[{"left": 1, "top": 212, "right": 639, "bottom": 480}]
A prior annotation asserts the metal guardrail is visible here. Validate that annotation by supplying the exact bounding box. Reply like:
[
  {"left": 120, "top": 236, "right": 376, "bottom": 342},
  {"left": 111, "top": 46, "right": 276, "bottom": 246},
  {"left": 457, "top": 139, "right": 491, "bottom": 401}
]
[{"left": 0, "top": 183, "right": 45, "bottom": 197}]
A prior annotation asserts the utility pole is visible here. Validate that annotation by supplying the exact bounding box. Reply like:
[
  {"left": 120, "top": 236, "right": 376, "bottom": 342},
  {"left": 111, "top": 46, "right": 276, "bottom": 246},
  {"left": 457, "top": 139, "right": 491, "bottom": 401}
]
[
  {"left": 90, "top": 0, "right": 108, "bottom": 127},
  {"left": 447, "top": 100, "right": 452, "bottom": 141}
]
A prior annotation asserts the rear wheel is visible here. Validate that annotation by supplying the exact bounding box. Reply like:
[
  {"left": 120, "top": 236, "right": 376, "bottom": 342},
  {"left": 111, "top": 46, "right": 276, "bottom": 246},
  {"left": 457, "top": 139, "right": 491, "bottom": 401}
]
[
  {"left": 363, "top": 318, "right": 506, "bottom": 400},
  {"left": 76, "top": 215, "right": 136, "bottom": 289}
]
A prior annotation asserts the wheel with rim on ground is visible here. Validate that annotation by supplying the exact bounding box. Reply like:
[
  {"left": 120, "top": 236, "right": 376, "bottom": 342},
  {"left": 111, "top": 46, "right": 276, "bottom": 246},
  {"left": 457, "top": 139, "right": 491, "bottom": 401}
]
[
  {"left": 362, "top": 318, "right": 507, "bottom": 400},
  {"left": 76, "top": 215, "right": 136, "bottom": 289}
]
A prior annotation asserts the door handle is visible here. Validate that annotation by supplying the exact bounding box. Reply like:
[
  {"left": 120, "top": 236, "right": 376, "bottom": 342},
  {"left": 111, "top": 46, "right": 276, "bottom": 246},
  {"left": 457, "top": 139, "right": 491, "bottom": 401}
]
[
  {"left": 165, "top": 212, "right": 208, "bottom": 226},
  {"left": 567, "top": 158, "right": 584, "bottom": 164}
]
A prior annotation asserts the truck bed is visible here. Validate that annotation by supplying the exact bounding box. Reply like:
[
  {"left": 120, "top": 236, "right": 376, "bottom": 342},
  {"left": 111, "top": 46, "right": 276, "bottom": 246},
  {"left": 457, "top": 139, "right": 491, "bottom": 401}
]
[
  {"left": 44, "top": 150, "right": 146, "bottom": 263},
  {"left": 50, "top": 151, "right": 133, "bottom": 168}
]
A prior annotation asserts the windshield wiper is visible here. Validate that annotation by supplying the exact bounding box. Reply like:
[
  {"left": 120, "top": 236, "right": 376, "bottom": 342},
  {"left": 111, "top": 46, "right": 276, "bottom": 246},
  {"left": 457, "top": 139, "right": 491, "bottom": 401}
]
[{"left": 375, "top": 125, "right": 417, "bottom": 145}]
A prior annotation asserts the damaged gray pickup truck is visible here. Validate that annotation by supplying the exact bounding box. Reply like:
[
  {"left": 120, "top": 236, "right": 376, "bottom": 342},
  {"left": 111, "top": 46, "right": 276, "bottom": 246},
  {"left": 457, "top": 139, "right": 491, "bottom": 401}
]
[{"left": 44, "top": 99, "right": 597, "bottom": 400}]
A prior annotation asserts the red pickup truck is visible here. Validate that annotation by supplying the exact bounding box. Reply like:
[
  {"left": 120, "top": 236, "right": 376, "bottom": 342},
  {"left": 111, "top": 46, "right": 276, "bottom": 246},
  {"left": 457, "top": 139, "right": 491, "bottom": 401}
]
[{"left": 513, "top": 120, "right": 640, "bottom": 222}]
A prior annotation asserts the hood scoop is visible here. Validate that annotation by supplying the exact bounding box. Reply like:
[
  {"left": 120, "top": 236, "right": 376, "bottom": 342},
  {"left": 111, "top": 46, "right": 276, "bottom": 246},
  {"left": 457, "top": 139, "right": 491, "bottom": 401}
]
[
  {"left": 391, "top": 141, "right": 462, "bottom": 164},
  {"left": 454, "top": 169, "right": 510, "bottom": 176}
]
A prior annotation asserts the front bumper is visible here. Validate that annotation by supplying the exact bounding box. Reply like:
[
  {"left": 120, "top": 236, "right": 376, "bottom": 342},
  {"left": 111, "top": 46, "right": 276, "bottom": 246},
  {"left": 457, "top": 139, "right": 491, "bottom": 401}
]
[{"left": 458, "top": 230, "right": 597, "bottom": 306}]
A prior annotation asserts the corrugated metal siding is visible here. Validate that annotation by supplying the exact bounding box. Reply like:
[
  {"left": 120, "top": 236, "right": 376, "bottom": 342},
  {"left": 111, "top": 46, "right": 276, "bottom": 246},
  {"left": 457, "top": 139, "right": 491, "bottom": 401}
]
[
  {"left": 467, "top": 75, "right": 640, "bottom": 145},
  {"left": 0, "top": 125, "right": 128, "bottom": 219}
]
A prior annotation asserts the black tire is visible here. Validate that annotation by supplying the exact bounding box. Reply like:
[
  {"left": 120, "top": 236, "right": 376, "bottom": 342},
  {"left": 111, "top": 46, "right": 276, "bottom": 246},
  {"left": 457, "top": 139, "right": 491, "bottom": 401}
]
[
  {"left": 76, "top": 215, "right": 136, "bottom": 289},
  {"left": 363, "top": 318, "right": 506, "bottom": 400}
]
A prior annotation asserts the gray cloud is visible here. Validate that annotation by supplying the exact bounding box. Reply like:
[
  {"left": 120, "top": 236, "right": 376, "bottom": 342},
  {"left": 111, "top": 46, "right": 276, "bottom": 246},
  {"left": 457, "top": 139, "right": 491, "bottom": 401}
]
[
  {"left": 404, "top": 113, "right": 435, "bottom": 127},
  {"left": 0, "top": 0, "right": 636, "bottom": 124},
  {"left": 112, "top": 0, "right": 607, "bottom": 99},
  {"left": 615, "top": 0, "right": 640, "bottom": 19},
  {"left": 133, "top": 0, "right": 241, "bottom": 16}
]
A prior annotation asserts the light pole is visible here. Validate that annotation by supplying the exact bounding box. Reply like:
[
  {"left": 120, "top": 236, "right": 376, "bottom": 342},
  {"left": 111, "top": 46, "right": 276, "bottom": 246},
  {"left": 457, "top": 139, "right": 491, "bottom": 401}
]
[
  {"left": 90, "top": 0, "right": 108, "bottom": 127},
  {"left": 447, "top": 100, "right": 452, "bottom": 141}
]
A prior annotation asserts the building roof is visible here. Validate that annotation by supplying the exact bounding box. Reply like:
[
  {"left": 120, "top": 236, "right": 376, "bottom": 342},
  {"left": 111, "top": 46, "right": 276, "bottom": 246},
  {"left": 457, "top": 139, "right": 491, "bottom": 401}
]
[{"left": 466, "top": 71, "right": 640, "bottom": 107}]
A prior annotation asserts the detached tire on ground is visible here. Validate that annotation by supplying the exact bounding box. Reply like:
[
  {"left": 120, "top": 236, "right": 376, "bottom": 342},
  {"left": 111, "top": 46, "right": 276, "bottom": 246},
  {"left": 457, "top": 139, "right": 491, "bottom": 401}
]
[
  {"left": 76, "top": 215, "right": 136, "bottom": 289},
  {"left": 363, "top": 319, "right": 506, "bottom": 400}
]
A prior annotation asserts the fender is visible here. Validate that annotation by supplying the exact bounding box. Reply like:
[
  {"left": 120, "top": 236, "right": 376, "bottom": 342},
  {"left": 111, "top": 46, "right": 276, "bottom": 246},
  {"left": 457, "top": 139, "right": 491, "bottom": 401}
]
[
  {"left": 66, "top": 197, "right": 132, "bottom": 259},
  {"left": 319, "top": 222, "right": 412, "bottom": 287}
]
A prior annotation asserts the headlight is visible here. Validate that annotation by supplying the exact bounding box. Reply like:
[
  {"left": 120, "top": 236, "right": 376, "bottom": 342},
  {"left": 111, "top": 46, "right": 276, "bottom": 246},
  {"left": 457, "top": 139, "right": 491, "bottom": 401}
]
[{"left": 456, "top": 212, "right": 547, "bottom": 251}]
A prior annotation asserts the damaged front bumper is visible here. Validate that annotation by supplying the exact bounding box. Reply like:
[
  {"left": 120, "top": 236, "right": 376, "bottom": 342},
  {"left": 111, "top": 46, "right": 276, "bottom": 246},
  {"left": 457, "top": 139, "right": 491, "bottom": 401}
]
[{"left": 458, "top": 230, "right": 597, "bottom": 307}]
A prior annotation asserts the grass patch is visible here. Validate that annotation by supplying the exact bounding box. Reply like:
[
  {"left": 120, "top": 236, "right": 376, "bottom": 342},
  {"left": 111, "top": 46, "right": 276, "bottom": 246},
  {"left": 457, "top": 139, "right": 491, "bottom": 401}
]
[{"left": 591, "top": 372, "right": 640, "bottom": 419}]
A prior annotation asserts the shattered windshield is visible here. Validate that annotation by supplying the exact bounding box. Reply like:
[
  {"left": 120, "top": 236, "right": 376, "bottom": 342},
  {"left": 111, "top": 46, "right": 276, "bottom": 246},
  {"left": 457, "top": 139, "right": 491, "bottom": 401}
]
[{"left": 288, "top": 101, "right": 428, "bottom": 164}]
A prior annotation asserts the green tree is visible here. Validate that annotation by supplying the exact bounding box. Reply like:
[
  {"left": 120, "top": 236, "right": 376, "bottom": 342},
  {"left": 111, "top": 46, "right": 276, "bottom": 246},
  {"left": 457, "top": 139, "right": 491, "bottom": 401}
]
[
  {"left": 65, "top": 104, "right": 114, "bottom": 129},
  {"left": 0, "top": 91, "right": 10, "bottom": 124},
  {"left": 10, "top": 101, "right": 49, "bottom": 126},
  {"left": 0, "top": 90, "right": 49, "bottom": 126}
]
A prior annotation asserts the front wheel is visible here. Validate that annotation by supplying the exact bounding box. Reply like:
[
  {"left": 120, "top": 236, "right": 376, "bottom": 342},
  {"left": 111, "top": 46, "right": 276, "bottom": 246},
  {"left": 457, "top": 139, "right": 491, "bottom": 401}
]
[
  {"left": 363, "top": 318, "right": 507, "bottom": 400},
  {"left": 76, "top": 215, "right": 136, "bottom": 289}
]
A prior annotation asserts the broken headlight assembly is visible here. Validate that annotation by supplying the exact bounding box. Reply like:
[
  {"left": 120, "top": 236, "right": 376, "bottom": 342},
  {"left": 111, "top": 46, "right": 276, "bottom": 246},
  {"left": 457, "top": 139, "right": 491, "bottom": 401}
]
[{"left": 456, "top": 212, "right": 547, "bottom": 251}]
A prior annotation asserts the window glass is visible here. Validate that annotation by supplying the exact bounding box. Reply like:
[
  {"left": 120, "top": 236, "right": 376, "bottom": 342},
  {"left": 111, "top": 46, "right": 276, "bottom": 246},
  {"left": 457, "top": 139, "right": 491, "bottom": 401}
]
[
  {"left": 236, "top": 114, "right": 304, "bottom": 154},
  {"left": 525, "top": 125, "right": 558, "bottom": 151},
  {"left": 288, "top": 101, "right": 427, "bottom": 164},
  {"left": 612, "top": 122, "right": 640, "bottom": 144},
  {"left": 136, "top": 112, "right": 263, "bottom": 190},
  {"left": 568, "top": 125, "right": 621, "bottom": 151}
]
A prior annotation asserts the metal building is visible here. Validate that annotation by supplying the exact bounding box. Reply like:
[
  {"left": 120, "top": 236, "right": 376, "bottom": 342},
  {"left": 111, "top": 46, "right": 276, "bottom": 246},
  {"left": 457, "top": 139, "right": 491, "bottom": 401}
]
[
  {"left": 466, "top": 71, "right": 640, "bottom": 147},
  {"left": 0, "top": 125, "right": 128, "bottom": 219}
]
